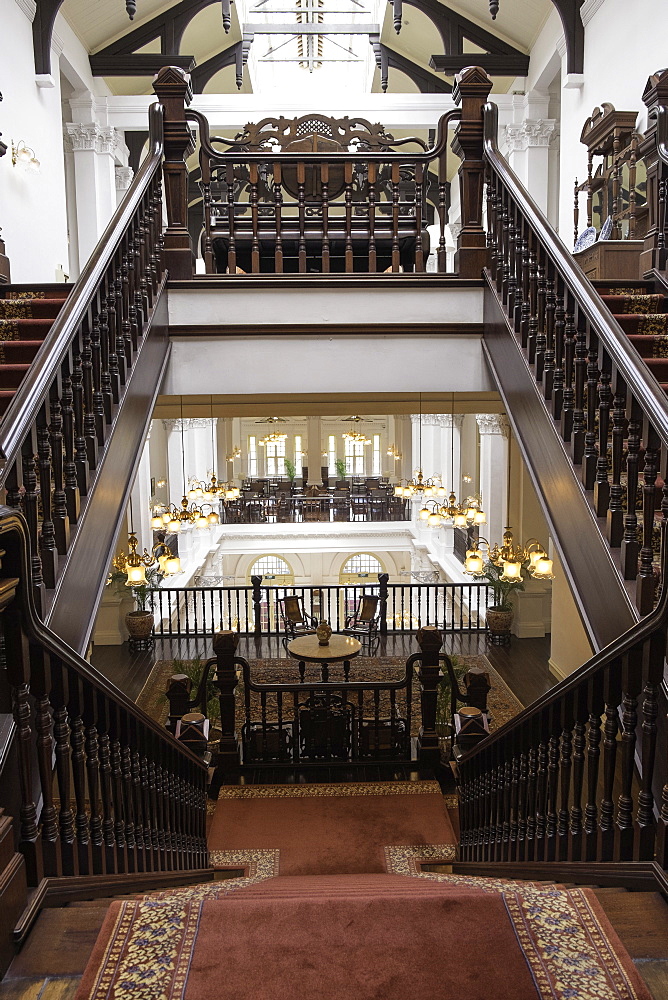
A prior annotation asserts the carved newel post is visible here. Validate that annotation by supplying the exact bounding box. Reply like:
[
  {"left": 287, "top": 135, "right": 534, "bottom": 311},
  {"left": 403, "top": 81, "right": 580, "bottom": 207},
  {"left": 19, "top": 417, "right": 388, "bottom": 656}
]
[
  {"left": 152, "top": 66, "right": 195, "bottom": 280},
  {"left": 416, "top": 624, "right": 443, "bottom": 767},
  {"left": 212, "top": 630, "right": 241, "bottom": 779},
  {"left": 452, "top": 66, "right": 493, "bottom": 279},
  {"left": 639, "top": 68, "right": 668, "bottom": 276}
]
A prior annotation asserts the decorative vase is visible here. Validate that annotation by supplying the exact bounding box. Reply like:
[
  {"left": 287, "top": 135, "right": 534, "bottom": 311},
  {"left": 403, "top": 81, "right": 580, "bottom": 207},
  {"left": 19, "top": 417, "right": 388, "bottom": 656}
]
[
  {"left": 316, "top": 620, "right": 332, "bottom": 645},
  {"left": 125, "top": 609, "right": 155, "bottom": 649},
  {"left": 486, "top": 607, "right": 513, "bottom": 646}
]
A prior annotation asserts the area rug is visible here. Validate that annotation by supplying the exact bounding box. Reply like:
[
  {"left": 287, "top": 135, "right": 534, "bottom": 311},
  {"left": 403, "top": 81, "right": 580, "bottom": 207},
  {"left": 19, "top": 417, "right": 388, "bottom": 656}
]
[
  {"left": 136, "top": 654, "right": 523, "bottom": 738},
  {"left": 75, "top": 880, "right": 653, "bottom": 1000},
  {"left": 208, "top": 780, "right": 457, "bottom": 876}
]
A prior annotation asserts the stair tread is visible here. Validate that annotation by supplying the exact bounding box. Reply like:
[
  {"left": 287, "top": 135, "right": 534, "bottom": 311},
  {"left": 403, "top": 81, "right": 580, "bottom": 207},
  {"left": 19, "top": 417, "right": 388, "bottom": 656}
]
[
  {"left": 591, "top": 891, "right": 668, "bottom": 961},
  {"left": 3, "top": 908, "right": 108, "bottom": 980}
]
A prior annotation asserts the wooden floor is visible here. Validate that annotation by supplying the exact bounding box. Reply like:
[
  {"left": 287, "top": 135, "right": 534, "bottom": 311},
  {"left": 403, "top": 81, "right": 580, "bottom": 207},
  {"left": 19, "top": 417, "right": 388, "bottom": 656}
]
[{"left": 90, "top": 631, "right": 555, "bottom": 711}]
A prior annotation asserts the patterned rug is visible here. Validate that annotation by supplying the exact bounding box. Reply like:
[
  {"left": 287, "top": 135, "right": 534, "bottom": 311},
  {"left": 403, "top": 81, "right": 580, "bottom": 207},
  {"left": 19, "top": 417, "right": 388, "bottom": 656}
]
[
  {"left": 136, "top": 653, "right": 524, "bottom": 740},
  {"left": 74, "top": 874, "right": 652, "bottom": 1000}
]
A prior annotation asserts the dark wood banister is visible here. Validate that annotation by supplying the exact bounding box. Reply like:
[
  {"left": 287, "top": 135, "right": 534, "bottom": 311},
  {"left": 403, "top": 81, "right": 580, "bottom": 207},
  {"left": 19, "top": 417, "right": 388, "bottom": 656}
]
[
  {"left": 0, "top": 102, "right": 164, "bottom": 469},
  {"left": 459, "top": 530, "right": 668, "bottom": 764},
  {"left": 0, "top": 503, "right": 207, "bottom": 768},
  {"left": 483, "top": 100, "right": 668, "bottom": 442}
]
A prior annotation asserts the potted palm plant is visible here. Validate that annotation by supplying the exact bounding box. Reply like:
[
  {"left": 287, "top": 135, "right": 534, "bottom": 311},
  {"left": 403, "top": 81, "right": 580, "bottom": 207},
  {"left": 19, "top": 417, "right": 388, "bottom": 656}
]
[
  {"left": 480, "top": 560, "right": 524, "bottom": 642},
  {"left": 284, "top": 458, "right": 297, "bottom": 484},
  {"left": 110, "top": 566, "right": 158, "bottom": 647},
  {"left": 335, "top": 458, "right": 347, "bottom": 484}
]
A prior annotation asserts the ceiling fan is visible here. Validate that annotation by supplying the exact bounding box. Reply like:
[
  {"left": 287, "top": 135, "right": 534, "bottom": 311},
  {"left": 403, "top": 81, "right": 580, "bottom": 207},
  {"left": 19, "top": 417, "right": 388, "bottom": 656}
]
[{"left": 254, "top": 416, "right": 288, "bottom": 424}]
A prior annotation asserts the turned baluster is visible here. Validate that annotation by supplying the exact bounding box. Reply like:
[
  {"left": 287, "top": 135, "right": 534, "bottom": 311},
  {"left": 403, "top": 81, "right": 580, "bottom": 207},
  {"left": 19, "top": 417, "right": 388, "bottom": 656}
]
[
  {"left": 607, "top": 374, "right": 627, "bottom": 547},
  {"left": 552, "top": 280, "right": 565, "bottom": 419},
  {"left": 22, "top": 439, "right": 45, "bottom": 613},
  {"left": 391, "top": 162, "right": 401, "bottom": 272},
  {"left": 505, "top": 213, "right": 518, "bottom": 322},
  {"left": 155, "top": 762, "right": 168, "bottom": 868},
  {"left": 637, "top": 430, "right": 660, "bottom": 614},
  {"left": 116, "top": 251, "right": 132, "bottom": 369},
  {"left": 98, "top": 287, "right": 117, "bottom": 410},
  {"left": 224, "top": 163, "right": 237, "bottom": 274},
  {"left": 508, "top": 753, "right": 520, "bottom": 860},
  {"left": 545, "top": 729, "right": 560, "bottom": 862},
  {"left": 599, "top": 658, "right": 621, "bottom": 861},
  {"left": 512, "top": 227, "right": 525, "bottom": 334},
  {"left": 84, "top": 715, "right": 104, "bottom": 875},
  {"left": 90, "top": 316, "right": 105, "bottom": 445},
  {"left": 617, "top": 648, "right": 643, "bottom": 860},
  {"left": 10, "top": 672, "right": 42, "bottom": 884},
  {"left": 107, "top": 263, "right": 126, "bottom": 387},
  {"left": 124, "top": 244, "right": 139, "bottom": 352},
  {"left": 636, "top": 618, "right": 665, "bottom": 859},
  {"left": 542, "top": 268, "right": 556, "bottom": 399},
  {"left": 499, "top": 202, "right": 510, "bottom": 303},
  {"left": 139, "top": 201, "right": 153, "bottom": 316},
  {"left": 621, "top": 402, "right": 642, "bottom": 579},
  {"left": 500, "top": 759, "right": 512, "bottom": 860},
  {"left": 494, "top": 759, "right": 506, "bottom": 860},
  {"left": 49, "top": 394, "right": 70, "bottom": 557},
  {"left": 120, "top": 743, "right": 135, "bottom": 872},
  {"left": 525, "top": 745, "right": 537, "bottom": 861},
  {"left": 526, "top": 243, "right": 539, "bottom": 364},
  {"left": 367, "top": 162, "right": 377, "bottom": 273},
  {"left": 250, "top": 162, "right": 261, "bottom": 274},
  {"left": 535, "top": 739, "right": 548, "bottom": 860},
  {"left": 36, "top": 420, "right": 58, "bottom": 590},
  {"left": 272, "top": 162, "right": 283, "bottom": 274},
  {"left": 139, "top": 752, "right": 153, "bottom": 870},
  {"left": 594, "top": 365, "right": 612, "bottom": 516},
  {"left": 60, "top": 372, "right": 81, "bottom": 523},
  {"left": 437, "top": 157, "right": 449, "bottom": 274},
  {"left": 98, "top": 724, "right": 117, "bottom": 874},
  {"left": 568, "top": 691, "right": 587, "bottom": 861},
  {"left": 51, "top": 679, "right": 76, "bottom": 876},
  {"left": 557, "top": 707, "right": 573, "bottom": 861},
  {"left": 534, "top": 257, "right": 547, "bottom": 380},
  {"left": 486, "top": 185, "right": 498, "bottom": 283},
  {"left": 413, "top": 163, "right": 425, "bottom": 273},
  {"left": 517, "top": 751, "right": 528, "bottom": 861},
  {"left": 320, "top": 164, "right": 330, "bottom": 273},
  {"left": 148, "top": 758, "right": 161, "bottom": 863},
  {"left": 560, "top": 305, "right": 576, "bottom": 444},
  {"left": 131, "top": 748, "right": 145, "bottom": 871},
  {"left": 584, "top": 672, "right": 604, "bottom": 862},
  {"left": 68, "top": 681, "right": 91, "bottom": 875},
  {"left": 344, "top": 160, "right": 354, "bottom": 274},
  {"left": 110, "top": 726, "right": 127, "bottom": 873},
  {"left": 80, "top": 321, "right": 99, "bottom": 470},
  {"left": 132, "top": 223, "right": 147, "bottom": 327},
  {"left": 581, "top": 340, "right": 600, "bottom": 490}
]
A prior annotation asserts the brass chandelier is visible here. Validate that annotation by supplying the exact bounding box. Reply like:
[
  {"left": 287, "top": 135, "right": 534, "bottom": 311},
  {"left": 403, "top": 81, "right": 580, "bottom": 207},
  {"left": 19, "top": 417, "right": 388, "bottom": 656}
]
[{"left": 464, "top": 528, "right": 555, "bottom": 582}]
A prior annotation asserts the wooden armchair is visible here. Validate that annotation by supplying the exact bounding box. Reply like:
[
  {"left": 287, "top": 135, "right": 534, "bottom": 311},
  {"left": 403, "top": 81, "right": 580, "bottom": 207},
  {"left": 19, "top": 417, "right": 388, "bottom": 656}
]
[
  {"left": 343, "top": 594, "right": 380, "bottom": 647},
  {"left": 279, "top": 594, "right": 318, "bottom": 640}
]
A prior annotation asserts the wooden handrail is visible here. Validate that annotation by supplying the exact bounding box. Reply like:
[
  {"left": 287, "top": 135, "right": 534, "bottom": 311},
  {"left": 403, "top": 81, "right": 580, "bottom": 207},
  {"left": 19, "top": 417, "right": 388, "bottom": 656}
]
[
  {"left": 484, "top": 101, "right": 668, "bottom": 441},
  {"left": 0, "top": 103, "right": 164, "bottom": 467}
]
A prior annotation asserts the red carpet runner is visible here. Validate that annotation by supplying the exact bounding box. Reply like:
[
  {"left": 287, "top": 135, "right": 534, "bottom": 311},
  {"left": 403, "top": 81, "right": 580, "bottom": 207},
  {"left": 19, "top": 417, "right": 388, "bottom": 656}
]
[{"left": 74, "top": 781, "right": 653, "bottom": 1000}]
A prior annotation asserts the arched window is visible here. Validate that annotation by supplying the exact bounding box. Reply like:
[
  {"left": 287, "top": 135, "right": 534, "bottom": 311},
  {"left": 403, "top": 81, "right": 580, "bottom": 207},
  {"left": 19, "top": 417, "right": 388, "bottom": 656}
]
[
  {"left": 340, "top": 553, "right": 383, "bottom": 581},
  {"left": 249, "top": 554, "right": 293, "bottom": 583}
]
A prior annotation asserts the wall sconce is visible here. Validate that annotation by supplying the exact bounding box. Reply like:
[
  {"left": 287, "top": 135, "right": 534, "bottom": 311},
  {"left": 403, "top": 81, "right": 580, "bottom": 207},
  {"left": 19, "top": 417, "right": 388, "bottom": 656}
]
[{"left": 11, "top": 140, "right": 40, "bottom": 172}]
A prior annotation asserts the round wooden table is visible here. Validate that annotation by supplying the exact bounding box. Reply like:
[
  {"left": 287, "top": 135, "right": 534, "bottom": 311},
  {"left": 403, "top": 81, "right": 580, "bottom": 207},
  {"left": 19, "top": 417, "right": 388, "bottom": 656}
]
[{"left": 287, "top": 633, "right": 362, "bottom": 682}]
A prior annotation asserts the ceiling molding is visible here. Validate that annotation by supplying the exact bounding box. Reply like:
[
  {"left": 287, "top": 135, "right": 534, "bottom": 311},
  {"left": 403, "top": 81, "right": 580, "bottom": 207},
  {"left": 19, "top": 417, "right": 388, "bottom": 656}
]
[
  {"left": 14, "top": 0, "right": 36, "bottom": 24},
  {"left": 579, "top": 0, "right": 605, "bottom": 27}
]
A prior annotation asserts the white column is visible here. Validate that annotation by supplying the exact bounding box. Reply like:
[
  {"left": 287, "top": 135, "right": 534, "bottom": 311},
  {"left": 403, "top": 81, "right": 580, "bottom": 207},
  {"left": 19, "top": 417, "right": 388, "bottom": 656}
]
[
  {"left": 164, "top": 419, "right": 187, "bottom": 502},
  {"left": 64, "top": 110, "right": 120, "bottom": 268},
  {"left": 476, "top": 413, "right": 510, "bottom": 547},
  {"left": 115, "top": 165, "right": 134, "bottom": 206},
  {"left": 307, "top": 416, "right": 321, "bottom": 482},
  {"left": 130, "top": 429, "right": 152, "bottom": 553},
  {"left": 502, "top": 91, "right": 557, "bottom": 216},
  {"left": 436, "top": 413, "right": 463, "bottom": 492}
]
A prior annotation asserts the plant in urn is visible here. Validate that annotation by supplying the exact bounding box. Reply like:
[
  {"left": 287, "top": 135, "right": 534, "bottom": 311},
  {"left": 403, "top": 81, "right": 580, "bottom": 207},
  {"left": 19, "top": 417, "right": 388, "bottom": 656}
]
[{"left": 316, "top": 620, "right": 332, "bottom": 645}]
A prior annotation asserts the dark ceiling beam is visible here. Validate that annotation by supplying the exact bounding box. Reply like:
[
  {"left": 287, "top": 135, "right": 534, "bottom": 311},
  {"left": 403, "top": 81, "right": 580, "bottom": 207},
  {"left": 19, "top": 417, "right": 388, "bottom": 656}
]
[
  {"left": 90, "top": 54, "right": 196, "bottom": 76},
  {"left": 380, "top": 45, "right": 452, "bottom": 93},
  {"left": 91, "top": 0, "right": 219, "bottom": 58},
  {"left": 190, "top": 41, "right": 243, "bottom": 91},
  {"left": 551, "top": 0, "right": 584, "bottom": 76},
  {"left": 430, "top": 53, "right": 529, "bottom": 76}
]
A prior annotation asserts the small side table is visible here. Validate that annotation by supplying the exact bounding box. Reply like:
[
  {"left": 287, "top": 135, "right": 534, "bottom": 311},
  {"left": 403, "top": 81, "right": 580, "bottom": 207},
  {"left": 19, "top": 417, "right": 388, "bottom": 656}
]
[{"left": 287, "top": 633, "right": 362, "bottom": 682}]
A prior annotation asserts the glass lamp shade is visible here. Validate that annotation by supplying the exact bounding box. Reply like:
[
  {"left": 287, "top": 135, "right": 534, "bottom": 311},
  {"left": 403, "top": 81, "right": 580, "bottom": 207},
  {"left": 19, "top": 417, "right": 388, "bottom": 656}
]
[
  {"left": 394, "top": 486, "right": 402, "bottom": 497},
  {"left": 167, "top": 517, "right": 181, "bottom": 533},
  {"left": 161, "top": 512, "right": 171, "bottom": 525},
  {"left": 225, "top": 489, "right": 235, "bottom": 500},
  {"left": 473, "top": 510, "right": 486, "bottom": 525},
  {"left": 500, "top": 560, "right": 523, "bottom": 583},
  {"left": 454, "top": 512, "right": 467, "bottom": 527},
  {"left": 195, "top": 514, "right": 209, "bottom": 529},
  {"left": 531, "top": 556, "right": 554, "bottom": 580},
  {"left": 437, "top": 487, "right": 447, "bottom": 497},
  {"left": 125, "top": 564, "right": 147, "bottom": 586},
  {"left": 156, "top": 554, "right": 168, "bottom": 575},
  {"left": 464, "top": 552, "right": 484, "bottom": 575},
  {"left": 164, "top": 555, "right": 181, "bottom": 575},
  {"left": 187, "top": 489, "right": 198, "bottom": 500},
  {"left": 419, "top": 506, "right": 431, "bottom": 521},
  {"left": 208, "top": 511, "right": 220, "bottom": 524},
  {"left": 424, "top": 486, "right": 434, "bottom": 497},
  {"left": 150, "top": 515, "right": 163, "bottom": 529},
  {"left": 428, "top": 512, "right": 441, "bottom": 526},
  {"left": 528, "top": 549, "right": 544, "bottom": 569}
]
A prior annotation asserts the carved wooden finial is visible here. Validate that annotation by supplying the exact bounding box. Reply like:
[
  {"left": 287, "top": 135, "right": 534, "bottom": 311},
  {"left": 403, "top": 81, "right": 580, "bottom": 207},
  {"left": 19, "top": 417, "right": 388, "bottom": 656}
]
[{"left": 416, "top": 624, "right": 443, "bottom": 654}]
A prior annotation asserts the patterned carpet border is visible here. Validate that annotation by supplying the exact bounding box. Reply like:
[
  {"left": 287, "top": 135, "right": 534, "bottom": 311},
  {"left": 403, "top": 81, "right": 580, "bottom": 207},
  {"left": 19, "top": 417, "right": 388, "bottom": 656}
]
[
  {"left": 143, "top": 849, "right": 281, "bottom": 902},
  {"left": 384, "top": 844, "right": 457, "bottom": 872},
  {"left": 506, "top": 887, "right": 647, "bottom": 1000},
  {"left": 217, "top": 780, "right": 443, "bottom": 799}
]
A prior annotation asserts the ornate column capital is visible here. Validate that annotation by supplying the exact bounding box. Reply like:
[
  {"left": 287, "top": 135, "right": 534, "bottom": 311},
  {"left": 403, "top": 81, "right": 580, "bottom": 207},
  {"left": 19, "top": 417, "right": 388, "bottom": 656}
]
[
  {"left": 115, "top": 165, "right": 134, "bottom": 191},
  {"left": 411, "top": 413, "right": 464, "bottom": 428},
  {"left": 64, "top": 122, "right": 120, "bottom": 156},
  {"left": 476, "top": 413, "right": 510, "bottom": 438},
  {"left": 163, "top": 417, "right": 211, "bottom": 432},
  {"left": 503, "top": 119, "right": 557, "bottom": 153}
]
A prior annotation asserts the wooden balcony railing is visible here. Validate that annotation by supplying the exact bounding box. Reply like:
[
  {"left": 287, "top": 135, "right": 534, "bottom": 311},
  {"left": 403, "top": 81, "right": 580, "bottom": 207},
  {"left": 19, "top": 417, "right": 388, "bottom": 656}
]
[
  {"left": 151, "top": 576, "right": 491, "bottom": 638},
  {"left": 0, "top": 507, "right": 209, "bottom": 893},
  {"left": 483, "top": 93, "right": 668, "bottom": 617},
  {"left": 457, "top": 532, "right": 668, "bottom": 869},
  {"left": 0, "top": 103, "right": 168, "bottom": 653}
]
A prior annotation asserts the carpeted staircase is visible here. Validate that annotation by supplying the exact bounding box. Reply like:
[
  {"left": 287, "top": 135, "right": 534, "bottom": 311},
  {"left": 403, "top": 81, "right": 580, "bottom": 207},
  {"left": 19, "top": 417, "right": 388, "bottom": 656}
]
[
  {"left": 0, "top": 284, "right": 70, "bottom": 416},
  {"left": 594, "top": 279, "right": 668, "bottom": 392}
]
